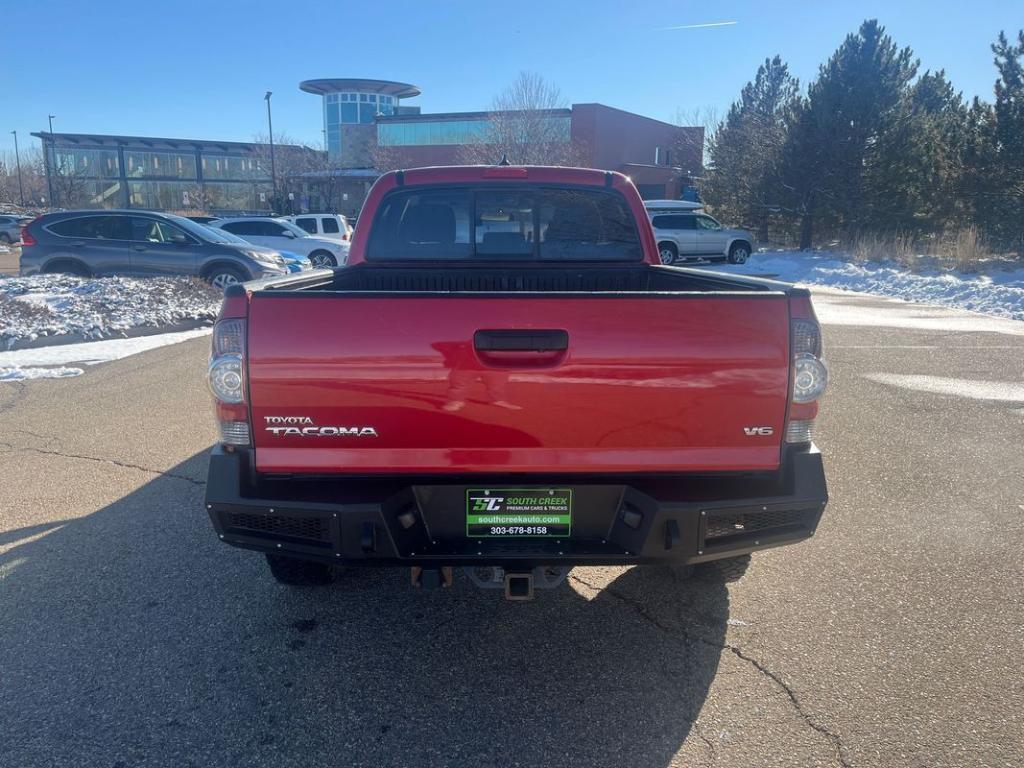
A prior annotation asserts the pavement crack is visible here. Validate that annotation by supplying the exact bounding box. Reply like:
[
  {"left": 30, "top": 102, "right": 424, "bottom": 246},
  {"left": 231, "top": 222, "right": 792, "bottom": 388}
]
[
  {"left": 694, "top": 723, "right": 717, "bottom": 764},
  {"left": 570, "top": 573, "right": 852, "bottom": 768},
  {"left": 725, "top": 644, "right": 851, "bottom": 768},
  {"left": 0, "top": 441, "right": 205, "bottom": 486}
]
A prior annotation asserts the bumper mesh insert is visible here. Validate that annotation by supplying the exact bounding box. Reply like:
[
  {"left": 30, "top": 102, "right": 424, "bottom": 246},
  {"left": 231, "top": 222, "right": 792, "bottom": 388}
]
[
  {"left": 225, "top": 512, "right": 331, "bottom": 543},
  {"left": 704, "top": 508, "right": 810, "bottom": 541}
]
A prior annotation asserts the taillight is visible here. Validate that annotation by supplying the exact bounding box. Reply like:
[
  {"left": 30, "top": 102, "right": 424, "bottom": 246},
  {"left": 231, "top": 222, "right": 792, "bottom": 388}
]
[
  {"left": 786, "top": 297, "right": 828, "bottom": 445},
  {"left": 208, "top": 318, "right": 249, "bottom": 445},
  {"left": 20, "top": 226, "right": 37, "bottom": 247}
]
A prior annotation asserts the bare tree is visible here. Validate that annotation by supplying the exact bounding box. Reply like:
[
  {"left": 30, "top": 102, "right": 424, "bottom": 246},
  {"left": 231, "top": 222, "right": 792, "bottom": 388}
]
[
  {"left": 50, "top": 149, "right": 92, "bottom": 208},
  {"left": 250, "top": 132, "right": 331, "bottom": 212},
  {"left": 0, "top": 148, "right": 48, "bottom": 208},
  {"left": 672, "top": 106, "right": 717, "bottom": 178},
  {"left": 458, "top": 72, "right": 586, "bottom": 166}
]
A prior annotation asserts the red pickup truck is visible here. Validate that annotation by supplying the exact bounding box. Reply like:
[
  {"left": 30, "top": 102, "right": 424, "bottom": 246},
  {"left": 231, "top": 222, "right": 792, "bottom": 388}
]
[{"left": 205, "top": 165, "right": 828, "bottom": 600}]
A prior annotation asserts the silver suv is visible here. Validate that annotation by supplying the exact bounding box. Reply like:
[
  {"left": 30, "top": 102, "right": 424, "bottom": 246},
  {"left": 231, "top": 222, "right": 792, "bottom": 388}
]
[
  {"left": 0, "top": 214, "right": 29, "bottom": 245},
  {"left": 651, "top": 212, "right": 753, "bottom": 265}
]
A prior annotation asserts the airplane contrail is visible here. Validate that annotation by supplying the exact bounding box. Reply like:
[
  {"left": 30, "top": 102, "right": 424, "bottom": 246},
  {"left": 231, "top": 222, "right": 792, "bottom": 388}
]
[{"left": 660, "top": 21, "right": 739, "bottom": 30}]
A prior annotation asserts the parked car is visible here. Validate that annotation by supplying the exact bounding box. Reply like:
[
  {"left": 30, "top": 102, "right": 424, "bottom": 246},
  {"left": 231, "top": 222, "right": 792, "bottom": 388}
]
[
  {"left": 19, "top": 210, "right": 289, "bottom": 288},
  {"left": 282, "top": 213, "right": 353, "bottom": 242},
  {"left": 0, "top": 214, "right": 29, "bottom": 244},
  {"left": 186, "top": 215, "right": 222, "bottom": 225},
  {"left": 650, "top": 211, "right": 753, "bottom": 265},
  {"left": 203, "top": 165, "right": 829, "bottom": 598},
  {"left": 643, "top": 199, "right": 704, "bottom": 215},
  {"left": 198, "top": 224, "right": 312, "bottom": 273},
  {"left": 211, "top": 217, "right": 348, "bottom": 268}
]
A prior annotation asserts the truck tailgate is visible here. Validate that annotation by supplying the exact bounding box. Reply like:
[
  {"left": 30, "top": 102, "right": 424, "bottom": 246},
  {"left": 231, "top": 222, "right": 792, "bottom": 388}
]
[{"left": 247, "top": 294, "right": 791, "bottom": 474}]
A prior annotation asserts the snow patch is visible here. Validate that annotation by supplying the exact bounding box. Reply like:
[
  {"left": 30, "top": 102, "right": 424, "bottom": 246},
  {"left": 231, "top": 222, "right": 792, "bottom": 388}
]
[
  {"left": 811, "top": 291, "right": 1024, "bottom": 336},
  {"left": 864, "top": 373, "right": 1024, "bottom": 403},
  {"left": 0, "top": 328, "right": 211, "bottom": 382},
  {"left": 704, "top": 252, "right": 1024, "bottom": 321},
  {"left": 0, "top": 274, "right": 221, "bottom": 347},
  {"left": 0, "top": 366, "right": 84, "bottom": 381}
]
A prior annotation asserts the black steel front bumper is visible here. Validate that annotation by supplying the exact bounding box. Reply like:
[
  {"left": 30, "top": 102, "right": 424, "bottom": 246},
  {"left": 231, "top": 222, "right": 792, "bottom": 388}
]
[{"left": 205, "top": 446, "right": 828, "bottom": 568}]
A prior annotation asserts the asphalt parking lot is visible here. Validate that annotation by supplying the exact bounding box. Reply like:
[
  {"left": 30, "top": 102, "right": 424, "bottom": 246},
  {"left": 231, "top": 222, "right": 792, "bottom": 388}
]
[
  {"left": 1, "top": 289, "right": 1022, "bottom": 767},
  {"left": 0, "top": 245, "right": 21, "bottom": 275}
]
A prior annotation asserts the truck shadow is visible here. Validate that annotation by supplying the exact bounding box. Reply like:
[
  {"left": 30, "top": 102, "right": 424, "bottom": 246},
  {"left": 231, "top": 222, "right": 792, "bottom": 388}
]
[{"left": 0, "top": 450, "right": 730, "bottom": 768}]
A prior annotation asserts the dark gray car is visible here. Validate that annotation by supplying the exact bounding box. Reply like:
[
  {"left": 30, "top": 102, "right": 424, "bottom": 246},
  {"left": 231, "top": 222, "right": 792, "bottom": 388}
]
[{"left": 20, "top": 210, "right": 288, "bottom": 288}]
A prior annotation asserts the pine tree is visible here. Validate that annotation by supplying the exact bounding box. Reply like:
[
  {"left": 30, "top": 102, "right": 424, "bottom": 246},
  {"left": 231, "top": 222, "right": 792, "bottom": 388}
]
[
  {"left": 989, "top": 30, "right": 1024, "bottom": 254},
  {"left": 703, "top": 56, "right": 800, "bottom": 243},
  {"left": 781, "top": 19, "right": 917, "bottom": 246},
  {"left": 867, "top": 70, "right": 968, "bottom": 236}
]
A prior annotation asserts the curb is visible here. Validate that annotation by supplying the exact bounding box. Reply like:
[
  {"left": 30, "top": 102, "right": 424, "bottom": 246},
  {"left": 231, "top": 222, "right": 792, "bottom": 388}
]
[{"left": 2, "top": 318, "right": 214, "bottom": 351}]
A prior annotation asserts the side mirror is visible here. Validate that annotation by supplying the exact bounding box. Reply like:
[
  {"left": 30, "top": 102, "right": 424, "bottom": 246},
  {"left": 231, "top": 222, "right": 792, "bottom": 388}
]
[
  {"left": 281, "top": 230, "right": 296, "bottom": 239},
  {"left": 170, "top": 233, "right": 189, "bottom": 244}
]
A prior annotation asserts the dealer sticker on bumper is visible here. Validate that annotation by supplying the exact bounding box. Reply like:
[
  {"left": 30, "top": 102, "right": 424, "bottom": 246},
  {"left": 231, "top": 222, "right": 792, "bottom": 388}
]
[{"left": 466, "top": 489, "right": 572, "bottom": 538}]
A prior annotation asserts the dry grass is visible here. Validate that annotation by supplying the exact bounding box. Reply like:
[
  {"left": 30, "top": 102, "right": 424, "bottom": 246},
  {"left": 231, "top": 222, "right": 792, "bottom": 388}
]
[
  {"left": 940, "top": 226, "right": 990, "bottom": 273},
  {"left": 844, "top": 228, "right": 995, "bottom": 273},
  {"left": 848, "top": 232, "right": 917, "bottom": 269}
]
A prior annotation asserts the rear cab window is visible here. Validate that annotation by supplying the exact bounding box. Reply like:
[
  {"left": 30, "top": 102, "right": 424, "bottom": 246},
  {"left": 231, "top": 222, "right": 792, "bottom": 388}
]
[
  {"left": 321, "top": 217, "right": 340, "bottom": 233},
  {"left": 294, "top": 217, "right": 317, "bottom": 234},
  {"left": 367, "top": 186, "right": 642, "bottom": 262}
]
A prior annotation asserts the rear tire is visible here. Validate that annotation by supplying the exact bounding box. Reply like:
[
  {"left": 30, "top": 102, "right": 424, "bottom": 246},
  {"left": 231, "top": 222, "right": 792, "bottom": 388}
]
[
  {"left": 727, "top": 242, "right": 751, "bottom": 264},
  {"left": 309, "top": 250, "right": 337, "bottom": 268},
  {"left": 265, "top": 554, "right": 336, "bottom": 586},
  {"left": 205, "top": 265, "right": 246, "bottom": 290},
  {"left": 658, "top": 242, "right": 678, "bottom": 265},
  {"left": 43, "top": 259, "right": 91, "bottom": 277},
  {"left": 0, "top": 233, "right": 11, "bottom": 244}
]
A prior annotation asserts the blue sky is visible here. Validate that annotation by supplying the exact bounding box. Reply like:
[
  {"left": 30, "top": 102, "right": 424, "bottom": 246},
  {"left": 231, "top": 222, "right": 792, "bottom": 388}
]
[{"left": 0, "top": 0, "right": 1018, "bottom": 155}]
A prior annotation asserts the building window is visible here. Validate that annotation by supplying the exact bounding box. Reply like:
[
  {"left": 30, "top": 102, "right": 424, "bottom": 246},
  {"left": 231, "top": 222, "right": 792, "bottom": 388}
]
[
  {"left": 200, "top": 154, "right": 266, "bottom": 181},
  {"left": 124, "top": 150, "right": 197, "bottom": 180},
  {"left": 51, "top": 147, "right": 121, "bottom": 179},
  {"left": 127, "top": 180, "right": 198, "bottom": 210},
  {"left": 377, "top": 116, "right": 569, "bottom": 147},
  {"left": 52, "top": 180, "right": 123, "bottom": 209}
]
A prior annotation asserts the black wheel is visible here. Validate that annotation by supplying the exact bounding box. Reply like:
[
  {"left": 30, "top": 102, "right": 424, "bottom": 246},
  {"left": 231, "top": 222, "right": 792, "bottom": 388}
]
[
  {"left": 0, "top": 233, "right": 11, "bottom": 244},
  {"left": 728, "top": 242, "right": 751, "bottom": 264},
  {"left": 205, "top": 265, "right": 246, "bottom": 291},
  {"left": 309, "top": 250, "right": 337, "bottom": 268},
  {"left": 43, "top": 259, "right": 90, "bottom": 277},
  {"left": 698, "top": 555, "right": 751, "bottom": 582},
  {"left": 658, "top": 242, "right": 678, "bottom": 265},
  {"left": 265, "top": 554, "right": 336, "bottom": 586}
]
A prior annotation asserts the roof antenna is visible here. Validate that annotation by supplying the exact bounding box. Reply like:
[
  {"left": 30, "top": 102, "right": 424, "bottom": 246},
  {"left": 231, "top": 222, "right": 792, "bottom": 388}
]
[{"left": 497, "top": 153, "right": 511, "bottom": 166}]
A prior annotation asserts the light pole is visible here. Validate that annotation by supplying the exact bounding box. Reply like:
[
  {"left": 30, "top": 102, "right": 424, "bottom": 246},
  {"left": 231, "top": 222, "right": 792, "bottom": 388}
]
[
  {"left": 10, "top": 130, "right": 25, "bottom": 206},
  {"left": 264, "top": 91, "right": 277, "bottom": 208},
  {"left": 44, "top": 114, "right": 56, "bottom": 207}
]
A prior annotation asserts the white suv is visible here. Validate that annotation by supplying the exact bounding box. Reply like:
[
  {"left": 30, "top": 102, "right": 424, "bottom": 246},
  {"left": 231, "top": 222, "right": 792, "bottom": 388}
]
[
  {"left": 650, "top": 212, "right": 753, "bottom": 265},
  {"left": 283, "top": 214, "right": 352, "bottom": 243},
  {"left": 212, "top": 217, "right": 349, "bottom": 268}
]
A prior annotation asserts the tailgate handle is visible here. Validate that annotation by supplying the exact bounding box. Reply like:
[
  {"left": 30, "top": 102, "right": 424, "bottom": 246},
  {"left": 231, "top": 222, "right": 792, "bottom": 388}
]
[{"left": 474, "top": 329, "right": 568, "bottom": 352}]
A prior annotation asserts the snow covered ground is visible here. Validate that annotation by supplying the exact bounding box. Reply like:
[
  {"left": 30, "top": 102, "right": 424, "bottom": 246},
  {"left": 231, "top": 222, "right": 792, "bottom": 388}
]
[
  {"left": 0, "top": 328, "right": 211, "bottom": 381},
  {"left": 0, "top": 274, "right": 221, "bottom": 349},
  {"left": 702, "top": 251, "right": 1024, "bottom": 321}
]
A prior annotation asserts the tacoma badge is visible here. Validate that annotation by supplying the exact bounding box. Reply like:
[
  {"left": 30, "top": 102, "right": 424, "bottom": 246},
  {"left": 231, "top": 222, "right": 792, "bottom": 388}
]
[{"left": 264, "top": 416, "right": 378, "bottom": 437}]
